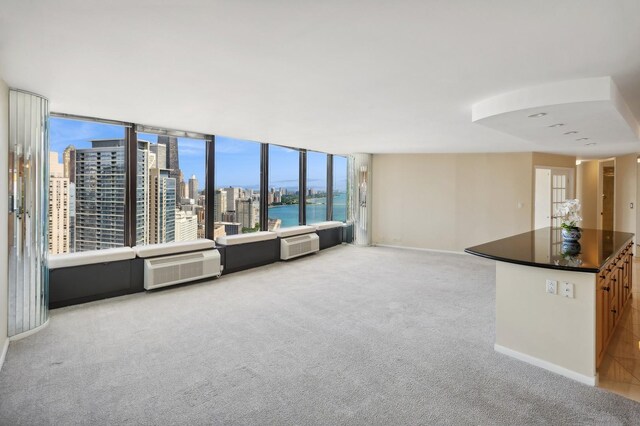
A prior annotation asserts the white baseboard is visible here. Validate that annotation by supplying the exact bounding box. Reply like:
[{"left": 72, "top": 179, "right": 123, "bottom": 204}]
[
  {"left": 373, "top": 243, "right": 467, "bottom": 256},
  {"left": 0, "top": 338, "right": 8, "bottom": 373},
  {"left": 494, "top": 344, "right": 597, "bottom": 386},
  {"left": 9, "top": 318, "right": 50, "bottom": 342}
]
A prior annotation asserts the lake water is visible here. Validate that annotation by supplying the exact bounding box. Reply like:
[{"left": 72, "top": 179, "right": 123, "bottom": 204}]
[{"left": 268, "top": 193, "right": 346, "bottom": 227}]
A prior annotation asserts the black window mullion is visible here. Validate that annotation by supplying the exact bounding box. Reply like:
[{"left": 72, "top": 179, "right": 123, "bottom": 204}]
[
  {"left": 125, "top": 125, "right": 137, "bottom": 247},
  {"left": 205, "top": 135, "right": 215, "bottom": 239},
  {"left": 260, "top": 143, "right": 269, "bottom": 231},
  {"left": 299, "top": 149, "right": 307, "bottom": 225}
]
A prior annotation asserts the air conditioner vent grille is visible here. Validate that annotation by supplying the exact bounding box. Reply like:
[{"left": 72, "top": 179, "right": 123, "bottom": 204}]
[
  {"left": 281, "top": 233, "right": 319, "bottom": 260},
  {"left": 144, "top": 250, "right": 221, "bottom": 290}
]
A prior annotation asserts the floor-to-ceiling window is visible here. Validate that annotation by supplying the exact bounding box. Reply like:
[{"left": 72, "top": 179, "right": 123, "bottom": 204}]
[
  {"left": 268, "top": 145, "right": 300, "bottom": 229},
  {"left": 49, "top": 117, "right": 127, "bottom": 253},
  {"left": 215, "top": 137, "right": 261, "bottom": 236},
  {"left": 333, "top": 155, "right": 348, "bottom": 222},
  {"left": 136, "top": 132, "right": 207, "bottom": 245},
  {"left": 306, "top": 151, "right": 327, "bottom": 224}
]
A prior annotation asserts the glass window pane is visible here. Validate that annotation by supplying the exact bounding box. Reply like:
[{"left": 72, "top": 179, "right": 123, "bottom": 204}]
[
  {"left": 333, "top": 155, "right": 348, "bottom": 222},
  {"left": 268, "top": 145, "right": 299, "bottom": 229},
  {"left": 137, "top": 133, "right": 206, "bottom": 245},
  {"left": 49, "top": 117, "right": 126, "bottom": 253},
  {"left": 214, "top": 137, "right": 261, "bottom": 236},
  {"left": 305, "top": 151, "right": 327, "bottom": 224}
]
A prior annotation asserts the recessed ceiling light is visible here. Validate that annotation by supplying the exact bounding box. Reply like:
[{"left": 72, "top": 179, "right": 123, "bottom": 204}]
[
  {"left": 563, "top": 131, "right": 578, "bottom": 135},
  {"left": 585, "top": 143, "right": 597, "bottom": 146},
  {"left": 576, "top": 137, "right": 589, "bottom": 141},
  {"left": 528, "top": 112, "right": 547, "bottom": 118},
  {"left": 576, "top": 160, "right": 582, "bottom": 165},
  {"left": 549, "top": 123, "right": 565, "bottom": 128}
]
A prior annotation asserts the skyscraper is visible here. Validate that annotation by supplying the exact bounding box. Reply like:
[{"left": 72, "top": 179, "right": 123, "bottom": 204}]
[
  {"left": 63, "top": 145, "right": 76, "bottom": 183},
  {"left": 175, "top": 210, "right": 198, "bottom": 241},
  {"left": 236, "top": 198, "right": 259, "bottom": 230},
  {"left": 48, "top": 152, "right": 70, "bottom": 254},
  {"left": 148, "top": 168, "right": 176, "bottom": 244},
  {"left": 72, "top": 139, "right": 148, "bottom": 251},
  {"left": 224, "top": 187, "right": 242, "bottom": 212},
  {"left": 136, "top": 141, "right": 150, "bottom": 245},
  {"left": 74, "top": 140, "right": 126, "bottom": 251},
  {"left": 157, "top": 136, "right": 180, "bottom": 180},
  {"left": 188, "top": 174, "right": 198, "bottom": 199},
  {"left": 149, "top": 143, "right": 167, "bottom": 169},
  {"left": 214, "top": 189, "right": 227, "bottom": 222}
]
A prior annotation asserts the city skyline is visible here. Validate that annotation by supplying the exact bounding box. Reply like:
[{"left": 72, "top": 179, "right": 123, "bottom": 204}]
[{"left": 51, "top": 118, "right": 348, "bottom": 192}]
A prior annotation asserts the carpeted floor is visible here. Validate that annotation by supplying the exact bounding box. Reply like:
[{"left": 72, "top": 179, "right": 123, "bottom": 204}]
[{"left": 0, "top": 245, "right": 639, "bottom": 425}]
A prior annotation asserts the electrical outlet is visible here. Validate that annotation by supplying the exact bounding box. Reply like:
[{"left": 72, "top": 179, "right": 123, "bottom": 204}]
[
  {"left": 546, "top": 279, "right": 557, "bottom": 295},
  {"left": 561, "top": 281, "right": 574, "bottom": 298}
]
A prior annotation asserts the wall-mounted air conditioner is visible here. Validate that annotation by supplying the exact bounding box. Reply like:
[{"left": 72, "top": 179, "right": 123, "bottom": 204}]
[
  {"left": 281, "top": 233, "right": 319, "bottom": 260},
  {"left": 144, "top": 250, "right": 221, "bottom": 290}
]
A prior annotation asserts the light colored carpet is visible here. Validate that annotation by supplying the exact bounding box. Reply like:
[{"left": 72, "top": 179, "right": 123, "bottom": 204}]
[{"left": 0, "top": 245, "right": 638, "bottom": 425}]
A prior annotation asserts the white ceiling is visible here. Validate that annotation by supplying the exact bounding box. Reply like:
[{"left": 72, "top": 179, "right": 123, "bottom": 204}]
[{"left": 1, "top": 1, "right": 640, "bottom": 157}]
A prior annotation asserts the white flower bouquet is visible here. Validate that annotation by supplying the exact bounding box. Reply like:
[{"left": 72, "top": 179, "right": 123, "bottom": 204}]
[{"left": 555, "top": 199, "right": 582, "bottom": 231}]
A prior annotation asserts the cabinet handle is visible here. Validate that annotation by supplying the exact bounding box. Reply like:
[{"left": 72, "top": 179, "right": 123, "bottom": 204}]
[
  {"left": 618, "top": 266, "right": 624, "bottom": 270},
  {"left": 602, "top": 286, "right": 610, "bottom": 292},
  {"left": 611, "top": 309, "right": 617, "bottom": 314},
  {"left": 612, "top": 278, "right": 617, "bottom": 282},
  {"left": 624, "top": 285, "right": 630, "bottom": 289}
]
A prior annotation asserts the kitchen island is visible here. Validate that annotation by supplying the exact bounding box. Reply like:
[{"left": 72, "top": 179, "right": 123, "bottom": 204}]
[{"left": 466, "top": 227, "right": 634, "bottom": 385}]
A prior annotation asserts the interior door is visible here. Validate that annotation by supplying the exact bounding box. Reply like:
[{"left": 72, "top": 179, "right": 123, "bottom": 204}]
[
  {"left": 602, "top": 166, "right": 614, "bottom": 231},
  {"left": 534, "top": 167, "right": 574, "bottom": 230},
  {"left": 534, "top": 168, "right": 551, "bottom": 229}
]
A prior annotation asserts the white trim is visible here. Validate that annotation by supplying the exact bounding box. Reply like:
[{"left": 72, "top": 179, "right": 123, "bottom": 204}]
[
  {"left": 494, "top": 343, "right": 597, "bottom": 387},
  {"left": 9, "top": 319, "right": 50, "bottom": 342},
  {"left": 0, "top": 338, "right": 8, "bottom": 372},
  {"left": 373, "top": 243, "right": 467, "bottom": 256}
]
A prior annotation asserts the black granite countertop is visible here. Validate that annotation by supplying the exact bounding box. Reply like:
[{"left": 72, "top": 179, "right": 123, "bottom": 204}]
[{"left": 465, "top": 228, "right": 634, "bottom": 273}]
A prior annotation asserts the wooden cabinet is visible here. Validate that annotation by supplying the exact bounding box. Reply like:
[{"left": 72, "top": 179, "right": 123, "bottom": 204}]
[{"left": 596, "top": 241, "right": 633, "bottom": 367}]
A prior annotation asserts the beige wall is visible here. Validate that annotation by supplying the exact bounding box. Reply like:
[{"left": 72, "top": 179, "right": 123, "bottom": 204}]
[
  {"left": 532, "top": 152, "right": 576, "bottom": 170},
  {"left": 496, "top": 262, "right": 597, "bottom": 382},
  {"left": 615, "top": 154, "right": 637, "bottom": 234},
  {"left": 0, "top": 77, "right": 8, "bottom": 362},
  {"left": 372, "top": 153, "right": 533, "bottom": 251},
  {"left": 576, "top": 160, "right": 599, "bottom": 229}
]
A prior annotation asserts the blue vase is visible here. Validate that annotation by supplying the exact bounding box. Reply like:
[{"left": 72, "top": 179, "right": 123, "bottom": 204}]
[{"left": 561, "top": 227, "right": 581, "bottom": 242}]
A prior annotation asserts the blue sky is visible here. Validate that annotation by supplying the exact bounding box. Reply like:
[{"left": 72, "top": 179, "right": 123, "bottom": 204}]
[{"left": 50, "top": 117, "right": 347, "bottom": 192}]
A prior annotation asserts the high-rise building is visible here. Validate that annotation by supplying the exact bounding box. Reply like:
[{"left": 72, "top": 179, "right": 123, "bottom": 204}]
[
  {"left": 63, "top": 145, "right": 76, "bottom": 183},
  {"left": 48, "top": 153, "right": 69, "bottom": 254},
  {"left": 149, "top": 143, "right": 167, "bottom": 169},
  {"left": 222, "top": 211, "right": 236, "bottom": 223},
  {"left": 74, "top": 139, "right": 127, "bottom": 251},
  {"left": 136, "top": 141, "right": 150, "bottom": 245},
  {"left": 49, "top": 152, "right": 64, "bottom": 177},
  {"left": 236, "top": 198, "right": 259, "bottom": 230},
  {"left": 157, "top": 136, "right": 180, "bottom": 180},
  {"left": 215, "top": 221, "right": 242, "bottom": 236},
  {"left": 224, "top": 187, "right": 242, "bottom": 212},
  {"left": 214, "top": 189, "right": 227, "bottom": 222},
  {"left": 148, "top": 168, "right": 176, "bottom": 244},
  {"left": 188, "top": 174, "right": 198, "bottom": 199},
  {"left": 68, "top": 182, "right": 76, "bottom": 251},
  {"left": 175, "top": 209, "right": 198, "bottom": 241}
]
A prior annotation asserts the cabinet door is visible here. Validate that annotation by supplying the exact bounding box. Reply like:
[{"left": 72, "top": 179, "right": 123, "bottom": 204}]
[
  {"left": 609, "top": 295, "right": 619, "bottom": 336},
  {"left": 596, "top": 275, "right": 610, "bottom": 366},
  {"left": 623, "top": 253, "right": 632, "bottom": 303}
]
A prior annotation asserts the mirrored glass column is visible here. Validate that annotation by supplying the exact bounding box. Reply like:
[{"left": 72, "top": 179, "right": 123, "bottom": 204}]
[
  {"left": 8, "top": 90, "right": 49, "bottom": 337},
  {"left": 348, "top": 153, "right": 372, "bottom": 246}
]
